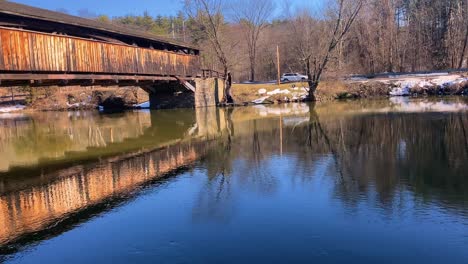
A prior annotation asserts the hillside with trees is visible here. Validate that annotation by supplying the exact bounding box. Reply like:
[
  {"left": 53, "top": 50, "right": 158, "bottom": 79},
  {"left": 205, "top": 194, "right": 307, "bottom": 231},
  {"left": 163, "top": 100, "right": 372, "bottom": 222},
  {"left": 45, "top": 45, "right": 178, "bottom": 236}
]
[{"left": 95, "top": 0, "right": 467, "bottom": 85}]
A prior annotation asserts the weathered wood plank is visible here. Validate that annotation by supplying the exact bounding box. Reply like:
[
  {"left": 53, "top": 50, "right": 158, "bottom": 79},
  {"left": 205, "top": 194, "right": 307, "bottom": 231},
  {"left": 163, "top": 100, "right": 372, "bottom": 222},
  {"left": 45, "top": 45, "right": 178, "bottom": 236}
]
[
  {"left": 0, "top": 73, "right": 191, "bottom": 81},
  {"left": 0, "top": 30, "right": 8, "bottom": 70},
  {"left": 22, "top": 31, "right": 31, "bottom": 71},
  {"left": 44, "top": 34, "right": 50, "bottom": 71},
  {"left": 0, "top": 27, "right": 200, "bottom": 77},
  {"left": 9, "top": 30, "right": 16, "bottom": 70},
  {"left": 0, "top": 31, "right": 4, "bottom": 69}
]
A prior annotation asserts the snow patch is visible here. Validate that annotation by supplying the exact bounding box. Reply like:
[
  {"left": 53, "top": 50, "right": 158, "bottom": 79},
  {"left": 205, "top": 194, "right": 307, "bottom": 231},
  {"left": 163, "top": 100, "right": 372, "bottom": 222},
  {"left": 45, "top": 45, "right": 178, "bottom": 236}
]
[
  {"left": 133, "top": 101, "right": 150, "bottom": 108},
  {"left": 266, "top": 89, "right": 292, "bottom": 95},
  {"left": 258, "top": 88, "right": 267, "bottom": 95},
  {"left": 389, "top": 76, "right": 468, "bottom": 96},
  {"left": 252, "top": 96, "right": 270, "bottom": 104},
  {"left": 390, "top": 82, "right": 412, "bottom": 96}
]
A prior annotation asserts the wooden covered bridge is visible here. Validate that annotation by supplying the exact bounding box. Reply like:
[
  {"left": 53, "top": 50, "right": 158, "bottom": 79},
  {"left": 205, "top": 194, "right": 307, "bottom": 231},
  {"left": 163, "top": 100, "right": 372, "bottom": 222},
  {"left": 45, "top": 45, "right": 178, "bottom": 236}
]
[{"left": 0, "top": 2, "right": 224, "bottom": 108}]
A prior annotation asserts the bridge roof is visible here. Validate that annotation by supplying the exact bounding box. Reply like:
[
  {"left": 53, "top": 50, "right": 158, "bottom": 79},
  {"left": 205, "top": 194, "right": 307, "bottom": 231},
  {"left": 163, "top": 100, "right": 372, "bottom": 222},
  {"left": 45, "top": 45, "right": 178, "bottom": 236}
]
[{"left": 0, "top": 1, "right": 199, "bottom": 51}]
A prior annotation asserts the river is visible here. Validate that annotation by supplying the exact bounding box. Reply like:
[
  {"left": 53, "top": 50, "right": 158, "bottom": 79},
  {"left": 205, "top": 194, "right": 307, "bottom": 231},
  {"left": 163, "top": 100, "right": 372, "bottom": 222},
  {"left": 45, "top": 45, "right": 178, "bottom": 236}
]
[{"left": 0, "top": 97, "right": 467, "bottom": 263}]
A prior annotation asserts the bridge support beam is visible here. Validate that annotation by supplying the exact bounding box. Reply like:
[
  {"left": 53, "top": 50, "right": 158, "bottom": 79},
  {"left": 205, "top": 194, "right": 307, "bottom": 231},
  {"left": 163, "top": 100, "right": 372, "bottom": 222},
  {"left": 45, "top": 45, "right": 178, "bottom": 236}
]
[
  {"left": 144, "top": 78, "right": 225, "bottom": 109},
  {"left": 194, "top": 78, "right": 225, "bottom": 107}
]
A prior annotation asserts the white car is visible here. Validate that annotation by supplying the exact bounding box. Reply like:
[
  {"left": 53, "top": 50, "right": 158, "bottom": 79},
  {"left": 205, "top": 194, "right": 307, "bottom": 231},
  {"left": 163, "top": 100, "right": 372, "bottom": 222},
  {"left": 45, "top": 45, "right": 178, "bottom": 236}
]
[{"left": 281, "top": 73, "right": 308, "bottom": 82}]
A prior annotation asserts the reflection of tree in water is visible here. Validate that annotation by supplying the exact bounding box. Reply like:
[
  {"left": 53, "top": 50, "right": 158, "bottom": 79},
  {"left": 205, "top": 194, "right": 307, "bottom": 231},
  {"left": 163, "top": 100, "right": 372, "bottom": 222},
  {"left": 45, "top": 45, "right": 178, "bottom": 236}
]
[
  {"left": 193, "top": 111, "right": 282, "bottom": 222},
  {"left": 236, "top": 119, "right": 278, "bottom": 195},
  {"left": 192, "top": 109, "right": 235, "bottom": 222},
  {"left": 300, "top": 109, "right": 468, "bottom": 212},
  {"left": 195, "top": 105, "right": 468, "bottom": 220},
  {"left": 233, "top": 119, "right": 281, "bottom": 194}
]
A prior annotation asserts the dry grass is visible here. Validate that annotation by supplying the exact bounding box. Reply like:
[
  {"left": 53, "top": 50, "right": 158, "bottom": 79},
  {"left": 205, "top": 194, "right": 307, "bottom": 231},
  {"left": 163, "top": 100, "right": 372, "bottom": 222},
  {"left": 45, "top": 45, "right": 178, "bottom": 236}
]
[
  {"left": 231, "top": 80, "right": 357, "bottom": 103},
  {"left": 232, "top": 81, "right": 308, "bottom": 103}
]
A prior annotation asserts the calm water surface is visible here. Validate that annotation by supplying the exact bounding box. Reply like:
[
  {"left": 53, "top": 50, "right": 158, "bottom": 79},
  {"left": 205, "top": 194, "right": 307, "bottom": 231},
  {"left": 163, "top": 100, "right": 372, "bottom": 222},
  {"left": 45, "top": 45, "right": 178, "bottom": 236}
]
[{"left": 0, "top": 97, "right": 467, "bottom": 263}]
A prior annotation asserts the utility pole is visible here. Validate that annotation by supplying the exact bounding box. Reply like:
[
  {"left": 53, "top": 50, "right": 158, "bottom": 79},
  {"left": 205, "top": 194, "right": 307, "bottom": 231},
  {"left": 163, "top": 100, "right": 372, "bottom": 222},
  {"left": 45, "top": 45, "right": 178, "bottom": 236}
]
[
  {"left": 183, "top": 20, "right": 186, "bottom": 42},
  {"left": 276, "top": 45, "right": 281, "bottom": 85},
  {"left": 172, "top": 22, "right": 175, "bottom": 39}
]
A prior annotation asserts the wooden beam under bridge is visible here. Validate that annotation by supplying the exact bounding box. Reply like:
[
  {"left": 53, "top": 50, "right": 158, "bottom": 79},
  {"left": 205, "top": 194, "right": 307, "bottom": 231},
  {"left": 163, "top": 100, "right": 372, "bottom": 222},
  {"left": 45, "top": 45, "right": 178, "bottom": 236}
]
[{"left": 0, "top": 73, "right": 195, "bottom": 87}]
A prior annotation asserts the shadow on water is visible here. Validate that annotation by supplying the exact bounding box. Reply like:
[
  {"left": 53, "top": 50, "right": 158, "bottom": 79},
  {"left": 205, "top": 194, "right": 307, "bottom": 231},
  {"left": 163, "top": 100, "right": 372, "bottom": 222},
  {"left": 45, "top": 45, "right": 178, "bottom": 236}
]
[{"left": 0, "top": 98, "right": 467, "bottom": 262}]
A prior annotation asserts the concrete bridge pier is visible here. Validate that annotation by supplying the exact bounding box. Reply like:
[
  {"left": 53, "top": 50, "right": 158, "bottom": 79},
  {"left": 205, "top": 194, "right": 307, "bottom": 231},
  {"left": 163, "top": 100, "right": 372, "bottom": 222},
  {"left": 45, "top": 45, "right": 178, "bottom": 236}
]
[{"left": 144, "top": 78, "right": 225, "bottom": 109}]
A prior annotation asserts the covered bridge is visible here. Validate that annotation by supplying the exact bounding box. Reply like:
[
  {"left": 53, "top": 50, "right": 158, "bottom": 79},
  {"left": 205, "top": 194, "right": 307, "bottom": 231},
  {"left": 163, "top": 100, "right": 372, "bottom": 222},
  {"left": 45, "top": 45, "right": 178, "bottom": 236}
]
[
  {"left": 0, "top": 2, "right": 200, "bottom": 84},
  {"left": 0, "top": 2, "right": 224, "bottom": 107}
]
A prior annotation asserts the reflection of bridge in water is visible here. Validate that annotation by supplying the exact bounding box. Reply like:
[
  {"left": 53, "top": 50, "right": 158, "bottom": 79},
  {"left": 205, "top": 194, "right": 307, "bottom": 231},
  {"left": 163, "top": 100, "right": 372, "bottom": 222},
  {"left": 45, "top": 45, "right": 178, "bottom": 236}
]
[
  {"left": 0, "top": 138, "right": 218, "bottom": 255},
  {"left": 1, "top": 102, "right": 467, "bottom": 258},
  {"left": 0, "top": 108, "right": 231, "bottom": 254},
  {"left": 0, "top": 105, "right": 305, "bottom": 254},
  {"left": 0, "top": 108, "right": 229, "bottom": 174}
]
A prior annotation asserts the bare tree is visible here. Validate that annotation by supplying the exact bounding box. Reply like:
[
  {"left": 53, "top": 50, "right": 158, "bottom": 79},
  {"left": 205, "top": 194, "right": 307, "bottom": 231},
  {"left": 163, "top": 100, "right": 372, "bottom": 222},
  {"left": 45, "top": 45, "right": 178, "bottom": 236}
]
[
  {"left": 290, "top": 0, "right": 364, "bottom": 100},
  {"left": 186, "top": 0, "right": 464, "bottom": 85},
  {"left": 185, "top": 0, "right": 235, "bottom": 102},
  {"left": 231, "top": 0, "right": 274, "bottom": 82}
]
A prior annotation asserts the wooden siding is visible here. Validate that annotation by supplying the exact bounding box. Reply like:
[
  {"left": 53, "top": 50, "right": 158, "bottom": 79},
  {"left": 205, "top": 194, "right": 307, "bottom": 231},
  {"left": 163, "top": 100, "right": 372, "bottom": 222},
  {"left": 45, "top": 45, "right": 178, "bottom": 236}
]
[{"left": 0, "top": 27, "right": 200, "bottom": 77}]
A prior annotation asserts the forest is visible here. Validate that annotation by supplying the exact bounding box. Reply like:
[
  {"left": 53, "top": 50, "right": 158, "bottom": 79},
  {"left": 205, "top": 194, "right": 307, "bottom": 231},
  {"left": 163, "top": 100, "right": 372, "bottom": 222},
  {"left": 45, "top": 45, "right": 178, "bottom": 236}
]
[{"left": 95, "top": 0, "right": 468, "bottom": 85}]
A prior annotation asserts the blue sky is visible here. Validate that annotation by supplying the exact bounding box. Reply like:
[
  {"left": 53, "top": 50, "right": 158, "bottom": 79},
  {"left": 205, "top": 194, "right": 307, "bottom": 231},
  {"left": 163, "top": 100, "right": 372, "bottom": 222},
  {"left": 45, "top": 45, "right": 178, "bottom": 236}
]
[
  {"left": 11, "top": 0, "right": 185, "bottom": 17},
  {"left": 10, "top": 0, "right": 319, "bottom": 18}
]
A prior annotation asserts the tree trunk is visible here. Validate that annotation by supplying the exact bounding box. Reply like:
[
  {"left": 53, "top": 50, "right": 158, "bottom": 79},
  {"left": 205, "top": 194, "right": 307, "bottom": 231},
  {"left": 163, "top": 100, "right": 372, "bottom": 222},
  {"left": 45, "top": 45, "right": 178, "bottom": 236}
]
[
  {"left": 249, "top": 55, "right": 256, "bottom": 82},
  {"left": 223, "top": 69, "right": 233, "bottom": 103},
  {"left": 308, "top": 81, "right": 319, "bottom": 101},
  {"left": 459, "top": 24, "right": 468, "bottom": 69},
  {"left": 305, "top": 57, "right": 319, "bottom": 101}
]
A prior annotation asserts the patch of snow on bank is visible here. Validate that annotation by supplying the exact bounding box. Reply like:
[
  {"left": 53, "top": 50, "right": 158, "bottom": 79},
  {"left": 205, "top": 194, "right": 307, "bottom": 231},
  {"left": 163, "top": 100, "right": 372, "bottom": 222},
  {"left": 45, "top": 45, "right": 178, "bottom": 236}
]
[
  {"left": 430, "top": 76, "right": 463, "bottom": 87},
  {"left": 252, "top": 96, "right": 270, "bottom": 104},
  {"left": 0, "top": 105, "right": 26, "bottom": 113},
  {"left": 266, "top": 89, "right": 291, "bottom": 95},
  {"left": 389, "top": 76, "right": 468, "bottom": 96},
  {"left": 389, "top": 81, "right": 414, "bottom": 96},
  {"left": 434, "top": 77, "right": 468, "bottom": 87},
  {"left": 258, "top": 88, "right": 267, "bottom": 95},
  {"left": 134, "top": 101, "right": 150, "bottom": 108}
]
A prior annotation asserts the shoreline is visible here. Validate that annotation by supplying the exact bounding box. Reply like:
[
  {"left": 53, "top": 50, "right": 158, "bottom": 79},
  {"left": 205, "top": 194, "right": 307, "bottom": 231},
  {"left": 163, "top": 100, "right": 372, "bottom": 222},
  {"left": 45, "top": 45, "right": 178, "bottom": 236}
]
[
  {"left": 1, "top": 73, "right": 467, "bottom": 113},
  {"left": 231, "top": 72, "right": 468, "bottom": 104},
  {"left": 2, "top": 93, "right": 467, "bottom": 114}
]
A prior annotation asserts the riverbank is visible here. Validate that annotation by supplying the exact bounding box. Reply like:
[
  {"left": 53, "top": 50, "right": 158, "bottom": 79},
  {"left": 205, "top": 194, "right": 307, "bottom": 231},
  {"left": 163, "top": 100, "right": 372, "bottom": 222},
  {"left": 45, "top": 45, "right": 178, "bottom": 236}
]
[
  {"left": 0, "top": 86, "right": 149, "bottom": 112},
  {"left": 1, "top": 72, "right": 467, "bottom": 112},
  {"left": 231, "top": 72, "right": 468, "bottom": 104}
]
